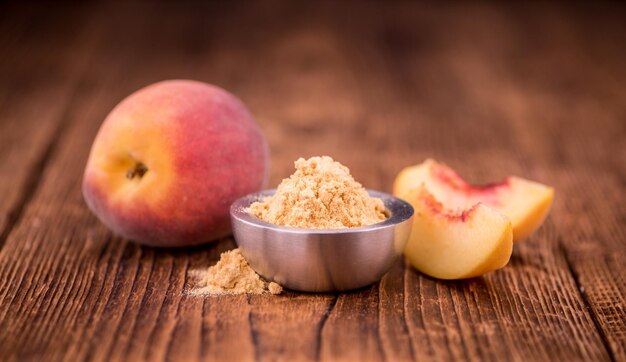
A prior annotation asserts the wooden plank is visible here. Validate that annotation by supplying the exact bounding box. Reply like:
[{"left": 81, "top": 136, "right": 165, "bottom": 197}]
[
  {"left": 0, "top": 3, "right": 195, "bottom": 360},
  {"left": 489, "top": 4, "right": 626, "bottom": 359},
  {"left": 0, "top": 3, "right": 96, "bottom": 245},
  {"left": 0, "top": 2, "right": 336, "bottom": 361},
  {"left": 0, "top": 2, "right": 623, "bottom": 361},
  {"left": 317, "top": 2, "right": 618, "bottom": 361}
]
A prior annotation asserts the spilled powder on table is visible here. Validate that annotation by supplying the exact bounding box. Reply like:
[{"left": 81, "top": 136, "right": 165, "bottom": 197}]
[
  {"left": 189, "top": 248, "right": 282, "bottom": 295},
  {"left": 249, "top": 156, "right": 387, "bottom": 229}
]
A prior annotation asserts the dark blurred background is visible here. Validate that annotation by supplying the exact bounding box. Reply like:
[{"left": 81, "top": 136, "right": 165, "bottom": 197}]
[{"left": 0, "top": 1, "right": 624, "bottom": 188}]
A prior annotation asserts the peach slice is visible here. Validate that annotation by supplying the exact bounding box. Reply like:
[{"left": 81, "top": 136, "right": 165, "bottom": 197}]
[
  {"left": 401, "top": 186, "right": 513, "bottom": 279},
  {"left": 393, "top": 159, "right": 554, "bottom": 241}
]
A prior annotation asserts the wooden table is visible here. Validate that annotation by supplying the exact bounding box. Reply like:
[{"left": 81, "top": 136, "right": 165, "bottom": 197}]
[{"left": 0, "top": 2, "right": 624, "bottom": 361}]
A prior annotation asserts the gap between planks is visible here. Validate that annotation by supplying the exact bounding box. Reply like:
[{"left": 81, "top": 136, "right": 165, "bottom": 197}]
[
  {"left": 559, "top": 239, "right": 617, "bottom": 362},
  {"left": 0, "top": 80, "right": 81, "bottom": 251}
]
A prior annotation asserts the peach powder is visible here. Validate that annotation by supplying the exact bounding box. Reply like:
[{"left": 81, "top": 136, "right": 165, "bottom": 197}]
[
  {"left": 190, "top": 248, "right": 282, "bottom": 295},
  {"left": 249, "top": 156, "right": 387, "bottom": 229}
]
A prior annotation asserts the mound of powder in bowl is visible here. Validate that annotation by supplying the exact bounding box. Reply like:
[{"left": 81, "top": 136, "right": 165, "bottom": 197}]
[{"left": 249, "top": 156, "right": 387, "bottom": 229}]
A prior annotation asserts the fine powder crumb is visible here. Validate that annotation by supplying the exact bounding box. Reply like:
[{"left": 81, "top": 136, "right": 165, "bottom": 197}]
[
  {"left": 249, "top": 156, "right": 387, "bottom": 229},
  {"left": 190, "top": 248, "right": 282, "bottom": 295}
]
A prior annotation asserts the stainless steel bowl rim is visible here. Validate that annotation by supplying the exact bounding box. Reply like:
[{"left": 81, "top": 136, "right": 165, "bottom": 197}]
[{"left": 230, "top": 189, "right": 414, "bottom": 235}]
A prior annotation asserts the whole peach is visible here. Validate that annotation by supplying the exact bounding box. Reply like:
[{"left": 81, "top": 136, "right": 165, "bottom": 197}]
[{"left": 83, "top": 80, "right": 268, "bottom": 247}]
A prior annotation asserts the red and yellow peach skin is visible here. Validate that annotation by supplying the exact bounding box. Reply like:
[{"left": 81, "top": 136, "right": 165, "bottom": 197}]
[
  {"left": 393, "top": 159, "right": 554, "bottom": 241},
  {"left": 83, "top": 80, "right": 268, "bottom": 247}
]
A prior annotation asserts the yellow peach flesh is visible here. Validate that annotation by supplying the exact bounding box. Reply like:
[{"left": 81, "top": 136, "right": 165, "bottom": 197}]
[{"left": 402, "top": 187, "right": 513, "bottom": 279}]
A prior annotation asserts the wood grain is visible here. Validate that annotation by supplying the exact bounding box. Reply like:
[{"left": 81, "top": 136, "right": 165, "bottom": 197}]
[
  {"left": 0, "top": 2, "right": 96, "bottom": 246},
  {"left": 0, "top": 1, "right": 624, "bottom": 361}
]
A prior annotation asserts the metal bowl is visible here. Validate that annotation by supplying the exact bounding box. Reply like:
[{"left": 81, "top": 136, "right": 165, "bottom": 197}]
[{"left": 230, "top": 189, "right": 414, "bottom": 292}]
